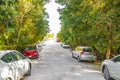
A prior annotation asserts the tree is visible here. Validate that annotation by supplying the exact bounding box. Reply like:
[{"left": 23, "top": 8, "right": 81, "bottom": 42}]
[
  {"left": 56, "top": 0, "right": 120, "bottom": 59},
  {"left": 0, "top": 0, "right": 49, "bottom": 50}
]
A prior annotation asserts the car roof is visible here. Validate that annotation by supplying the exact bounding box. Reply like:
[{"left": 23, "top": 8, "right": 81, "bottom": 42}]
[{"left": 0, "top": 50, "right": 16, "bottom": 58}]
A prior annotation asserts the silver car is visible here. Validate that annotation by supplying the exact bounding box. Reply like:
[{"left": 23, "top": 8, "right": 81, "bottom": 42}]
[
  {"left": 0, "top": 50, "right": 31, "bottom": 80},
  {"left": 61, "top": 43, "right": 70, "bottom": 48},
  {"left": 72, "top": 46, "right": 96, "bottom": 62},
  {"left": 101, "top": 54, "right": 120, "bottom": 80}
]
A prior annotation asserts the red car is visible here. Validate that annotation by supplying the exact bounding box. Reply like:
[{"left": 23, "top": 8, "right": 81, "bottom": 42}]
[
  {"left": 56, "top": 39, "right": 60, "bottom": 42},
  {"left": 23, "top": 45, "right": 39, "bottom": 59}
]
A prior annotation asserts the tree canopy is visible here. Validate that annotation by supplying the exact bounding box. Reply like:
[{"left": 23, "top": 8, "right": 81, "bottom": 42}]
[
  {"left": 0, "top": 0, "right": 49, "bottom": 51},
  {"left": 56, "top": 0, "right": 120, "bottom": 59}
]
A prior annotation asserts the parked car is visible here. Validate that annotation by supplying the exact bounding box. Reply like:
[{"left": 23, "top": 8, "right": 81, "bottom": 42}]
[
  {"left": 0, "top": 50, "right": 31, "bottom": 80},
  {"left": 23, "top": 45, "right": 39, "bottom": 59},
  {"left": 61, "top": 43, "right": 70, "bottom": 48},
  {"left": 56, "top": 39, "right": 60, "bottom": 42},
  {"left": 37, "top": 43, "right": 43, "bottom": 52},
  {"left": 72, "top": 46, "right": 96, "bottom": 62},
  {"left": 101, "top": 54, "right": 120, "bottom": 80}
]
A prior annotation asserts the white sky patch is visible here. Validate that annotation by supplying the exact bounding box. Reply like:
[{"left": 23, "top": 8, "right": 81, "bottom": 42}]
[{"left": 45, "top": 0, "right": 62, "bottom": 37}]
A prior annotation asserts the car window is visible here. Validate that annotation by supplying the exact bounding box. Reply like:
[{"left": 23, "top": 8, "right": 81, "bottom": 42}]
[
  {"left": 26, "top": 45, "right": 36, "bottom": 50},
  {"left": 64, "top": 43, "right": 68, "bottom": 45},
  {"left": 1, "top": 53, "right": 15, "bottom": 63},
  {"left": 83, "top": 48, "right": 94, "bottom": 52},
  {"left": 11, "top": 51, "right": 26, "bottom": 61},
  {"left": 113, "top": 56, "right": 120, "bottom": 62},
  {"left": 16, "top": 51, "right": 26, "bottom": 59}
]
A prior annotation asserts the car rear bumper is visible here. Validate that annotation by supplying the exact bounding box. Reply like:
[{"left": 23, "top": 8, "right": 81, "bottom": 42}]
[
  {"left": 80, "top": 55, "right": 96, "bottom": 61},
  {"left": 28, "top": 54, "right": 39, "bottom": 59}
]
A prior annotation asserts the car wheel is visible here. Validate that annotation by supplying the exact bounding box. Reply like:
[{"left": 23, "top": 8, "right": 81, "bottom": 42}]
[
  {"left": 103, "top": 66, "right": 111, "bottom": 80},
  {"left": 19, "top": 77, "right": 24, "bottom": 80},
  {"left": 25, "top": 64, "right": 31, "bottom": 76},
  {"left": 17, "top": 77, "right": 24, "bottom": 80},
  {"left": 77, "top": 56, "right": 81, "bottom": 62},
  {"left": 6, "top": 77, "right": 12, "bottom": 80}
]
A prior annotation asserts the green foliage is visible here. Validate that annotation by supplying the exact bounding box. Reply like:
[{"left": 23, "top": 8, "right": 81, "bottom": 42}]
[
  {"left": 56, "top": 0, "right": 120, "bottom": 59},
  {"left": 0, "top": 0, "right": 49, "bottom": 51}
]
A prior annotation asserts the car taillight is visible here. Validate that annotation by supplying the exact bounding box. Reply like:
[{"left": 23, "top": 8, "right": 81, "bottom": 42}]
[
  {"left": 23, "top": 51, "right": 29, "bottom": 56},
  {"left": 80, "top": 51, "right": 84, "bottom": 54}
]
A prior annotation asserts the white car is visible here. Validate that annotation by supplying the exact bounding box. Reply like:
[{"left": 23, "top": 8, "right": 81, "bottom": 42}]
[
  {"left": 61, "top": 43, "right": 70, "bottom": 48},
  {"left": 101, "top": 54, "right": 120, "bottom": 80},
  {"left": 72, "top": 46, "right": 96, "bottom": 62},
  {"left": 37, "top": 43, "right": 43, "bottom": 52},
  {"left": 0, "top": 50, "right": 31, "bottom": 80}
]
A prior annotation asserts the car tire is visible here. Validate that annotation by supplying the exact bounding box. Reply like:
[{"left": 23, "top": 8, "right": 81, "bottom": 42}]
[
  {"left": 103, "top": 66, "right": 111, "bottom": 80},
  {"left": 25, "top": 64, "right": 31, "bottom": 76},
  {"left": 17, "top": 77, "right": 24, "bottom": 80},
  {"left": 77, "top": 56, "right": 81, "bottom": 62},
  {"left": 6, "top": 77, "right": 12, "bottom": 80}
]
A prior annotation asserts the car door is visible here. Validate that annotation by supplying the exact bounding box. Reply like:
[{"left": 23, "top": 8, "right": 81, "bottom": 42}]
[
  {"left": 15, "top": 51, "right": 30, "bottom": 75},
  {"left": 110, "top": 56, "right": 120, "bottom": 79},
  {"left": 1, "top": 52, "right": 18, "bottom": 80},
  {"left": 10, "top": 51, "right": 26, "bottom": 76},
  {"left": 15, "top": 51, "right": 29, "bottom": 74}
]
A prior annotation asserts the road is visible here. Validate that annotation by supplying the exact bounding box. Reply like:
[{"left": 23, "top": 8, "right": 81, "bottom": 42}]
[{"left": 25, "top": 40, "right": 105, "bottom": 80}]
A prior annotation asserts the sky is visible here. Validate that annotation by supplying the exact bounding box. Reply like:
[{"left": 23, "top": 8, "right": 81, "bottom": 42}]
[{"left": 44, "top": 0, "right": 62, "bottom": 37}]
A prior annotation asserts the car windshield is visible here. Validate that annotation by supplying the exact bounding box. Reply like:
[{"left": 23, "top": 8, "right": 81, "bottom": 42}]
[
  {"left": 63, "top": 43, "right": 68, "bottom": 45},
  {"left": 26, "top": 46, "right": 36, "bottom": 50},
  {"left": 83, "top": 48, "right": 93, "bottom": 52}
]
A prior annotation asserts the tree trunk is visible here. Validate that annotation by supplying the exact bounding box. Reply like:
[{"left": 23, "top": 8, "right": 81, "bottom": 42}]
[
  {"left": 17, "top": 15, "right": 26, "bottom": 43},
  {"left": 106, "top": 49, "right": 111, "bottom": 59}
]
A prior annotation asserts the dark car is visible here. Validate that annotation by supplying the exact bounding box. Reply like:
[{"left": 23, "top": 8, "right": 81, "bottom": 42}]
[{"left": 23, "top": 45, "right": 39, "bottom": 59}]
